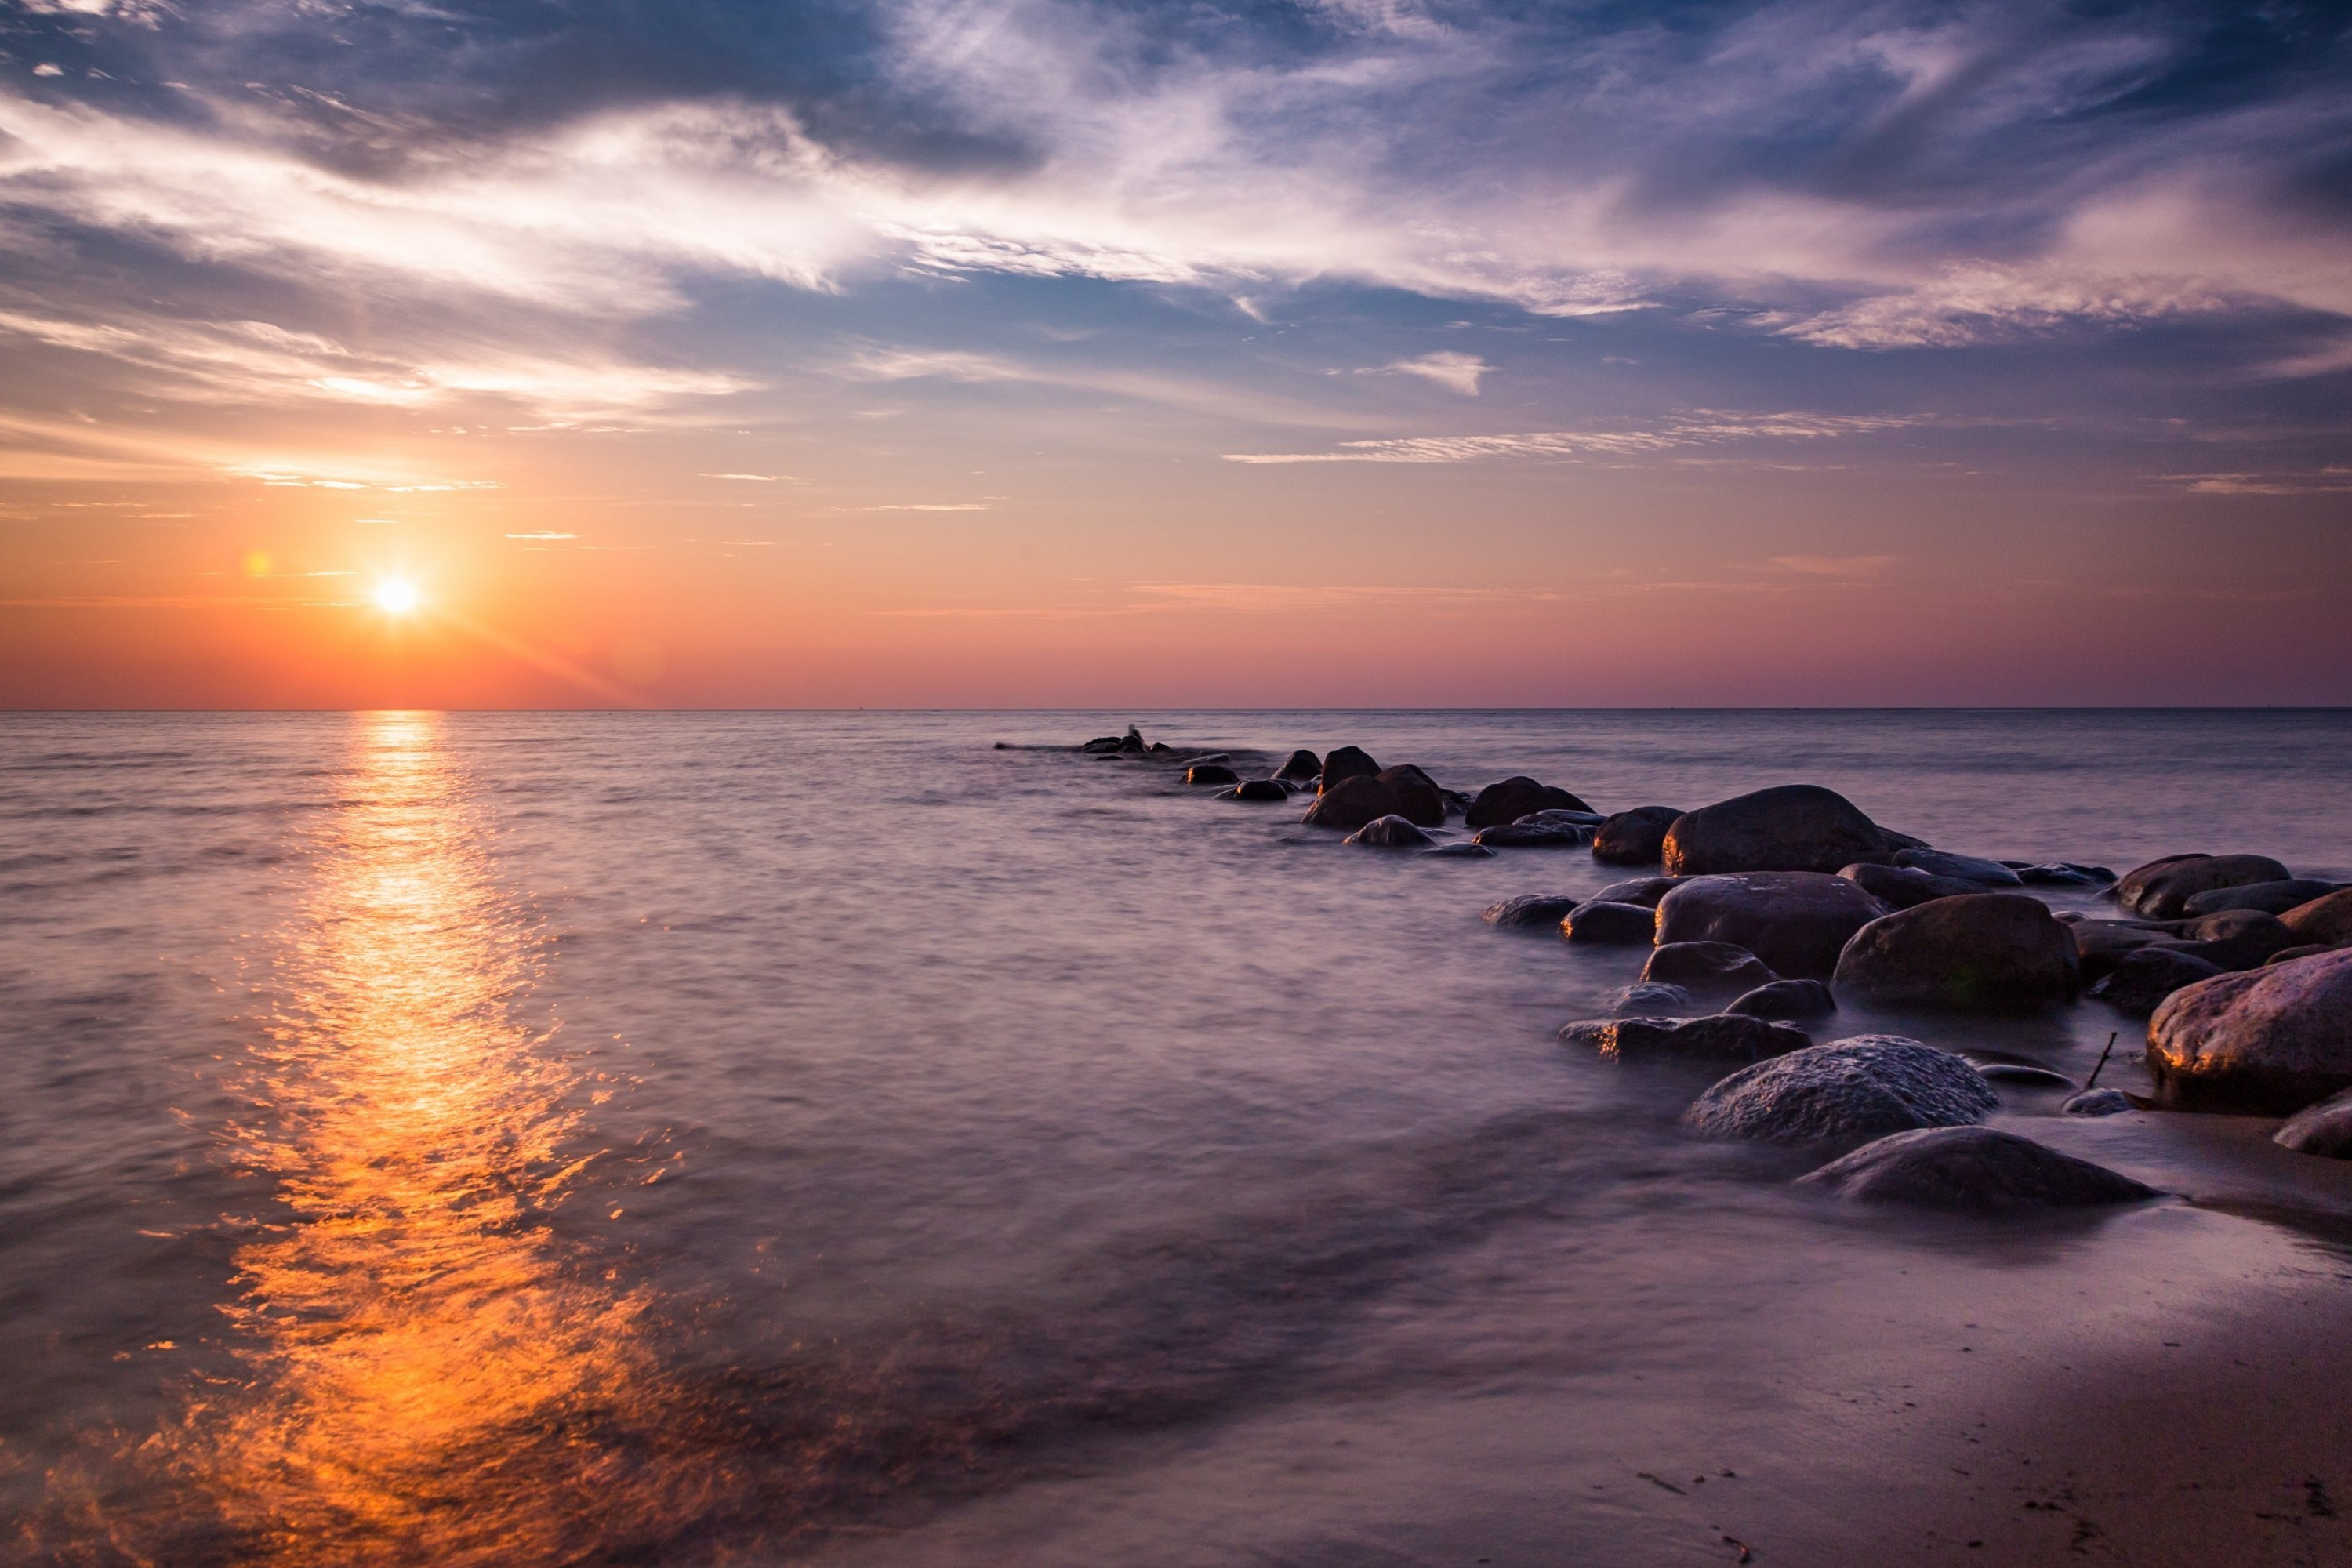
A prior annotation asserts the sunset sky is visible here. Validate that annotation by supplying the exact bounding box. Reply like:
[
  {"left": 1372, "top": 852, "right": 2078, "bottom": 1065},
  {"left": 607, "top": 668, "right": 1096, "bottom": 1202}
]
[{"left": 1, "top": 0, "right": 2347, "bottom": 707}]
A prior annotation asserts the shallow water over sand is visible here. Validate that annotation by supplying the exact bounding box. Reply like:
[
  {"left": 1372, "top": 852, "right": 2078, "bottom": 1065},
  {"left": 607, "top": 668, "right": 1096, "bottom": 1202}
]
[{"left": 3, "top": 710, "right": 2350, "bottom": 1565}]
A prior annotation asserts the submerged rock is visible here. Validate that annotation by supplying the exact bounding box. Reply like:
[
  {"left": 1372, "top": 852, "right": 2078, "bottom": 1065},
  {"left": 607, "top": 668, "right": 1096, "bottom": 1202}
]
[
  {"left": 1655, "top": 871, "right": 1893, "bottom": 980},
  {"left": 1474, "top": 821, "right": 1591, "bottom": 849},
  {"left": 1973, "top": 1062, "right": 2074, "bottom": 1087},
  {"left": 1682, "top": 1035, "right": 1999, "bottom": 1146},
  {"left": 1613, "top": 982, "right": 1693, "bottom": 1015},
  {"left": 1185, "top": 763, "right": 1240, "bottom": 786},
  {"left": 1562, "top": 900, "right": 1657, "bottom": 946},
  {"left": 1592, "top": 805, "right": 1684, "bottom": 867},
  {"left": 2282, "top": 888, "right": 2352, "bottom": 949},
  {"left": 1894, "top": 848, "right": 2024, "bottom": 887},
  {"left": 2010, "top": 862, "right": 2118, "bottom": 888},
  {"left": 1423, "top": 842, "right": 1496, "bottom": 858},
  {"left": 1641, "top": 941, "right": 1777, "bottom": 993},
  {"left": 1483, "top": 894, "right": 1583, "bottom": 927},
  {"left": 1559, "top": 1014, "right": 1809, "bottom": 1062},
  {"left": 1466, "top": 776, "right": 1595, "bottom": 829},
  {"left": 2063, "top": 1088, "right": 2136, "bottom": 1117},
  {"left": 2064, "top": 916, "right": 2180, "bottom": 981},
  {"left": 1798, "top": 1127, "right": 2155, "bottom": 1211},
  {"left": 1344, "top": 815, "right": 1435, "bottom": 849},
  {"left": 1319, "top": 745, "right": 1381, "bottom": 791},
  {"left": 2118, "top": 853, "right": 2295, "bottom": 919},
  {"left": 1223, "top": 778, "right": 1292, "bottom": 802},
  {"left": 1083, "top": 724, "right": 1149, "bottom": 755},
  {"left": 2146, "top": 949, "right": 2352, "bottom": 1113},
  {"left": 1592, "top": 875, "right": 1687, "bottom": 909},
  {"left": 1276, "top": 748, "right": 1323, "bottom": 782},
  {"left": 1840, "top": 862, "right": 1986, "bottom": 909},
  {"left": 2275, "top": 1088, "right": 2352, "bottom": 1158},
  {"left": 2183, "top": 879, "right": 2343, "bottom": 918},
  {"left": 2165, "top": 909, "right": 2298, "bottom": 971},
  {"left": 1726, "top": 978, "right": 1837, "bottom": 1022},
  {"left": 1662, "top": 785, "right": 1915, "bottom": 877},
  {"left": 2089, "top": 946, "right": 2225, "bottom": 1015},
  {"left": 1831, "top": 893, "right": 2081, "bottom": 1012}
]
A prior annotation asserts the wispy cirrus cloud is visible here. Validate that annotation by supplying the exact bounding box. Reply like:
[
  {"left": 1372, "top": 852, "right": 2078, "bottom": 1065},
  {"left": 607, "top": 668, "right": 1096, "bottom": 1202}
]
[{"left": 1223, "top": 412, "right": 1915, "bottom": 464}]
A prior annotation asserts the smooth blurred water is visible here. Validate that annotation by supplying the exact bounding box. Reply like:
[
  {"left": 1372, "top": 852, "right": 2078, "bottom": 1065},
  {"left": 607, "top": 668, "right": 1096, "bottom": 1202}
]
[{"left": 2, "top": 709, "right": 2350, "bottom": 1566}]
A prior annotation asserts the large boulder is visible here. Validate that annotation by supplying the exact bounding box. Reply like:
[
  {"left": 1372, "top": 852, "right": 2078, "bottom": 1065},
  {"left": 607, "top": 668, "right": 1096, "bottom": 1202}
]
[
  {"left": 1483, "top": 895, "right": 1582, "bottom": 928},
  {"left": 1797, "top": 1127, "right": 2155, "bottom": 1211},
  {"left": 2183, "top": 879, "right": 2342, "bottom": 918},
  {"left": 1592, "top": 876, "right": 1687, "bottom": 909},
  {"left": 1300, "top": 767, "right": 1445, "bottom": 830},
  {"left": 2282, "top": 889, "right": 2352, "bottom": 949},
  {"left": 1661, "top": 785, "right": 1912, "bottom": 877},
  {"left": 1894, "top": 849, "right": 2023, "bottom": 887},
  {"left": 1831, "top": 894, "right": 2081, "bottom": 1012},
  {"left": 1559, "top": 1014, "right": 1809, "bottom": 1062},
  {"left": 2275, "top": 1087, "right": 2352, "bottom": 1158},
  {"left": 1466, "top": 776, "right": 1595, "bottom": 829},
  {"left": 1562, "top": 900, "right": 1658, "bottom": 945},
  {"left": 2088, "top": 946, "right": 2225, "bottom": 1015},
  {"left": 1318, "top": 746, "right": 1381, "bottom": 791},
  {"left": 2165, "top": 909, "right": 2298, "bottom": 971},
  {"left": 1655, "top": 872, "right": 1893, "bottom": 980},
  {"left": 1276, "top": 748, "right": 1323, "bottom": 782},
  {"left": 1840, "top": 862, "right": 1986, "bottom": 910},
  {"left": 2117, "top": 853, "right": 2294, "bottom": 919},
  {"left": 1592, "top": 806, "right": 1684, "bottom": 866},
  {"left": 1682, "top": 1035, "right": 1998, "bottom": 1146},
  {"left": 1642, "top": 941, "right": 1776, "bottom": 993},
  {"left": 1344, "top": 815, "right": 1435, "bottom": 849},
  {"left": 2145, "top": 949, "right": 2352, "bottom": 1113},
  {"left": 1726, "top": 978, "right": 1837, "bottom": 1022}
]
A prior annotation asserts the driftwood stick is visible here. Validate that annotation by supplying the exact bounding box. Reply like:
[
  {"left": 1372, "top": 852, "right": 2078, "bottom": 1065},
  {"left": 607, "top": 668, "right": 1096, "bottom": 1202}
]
[{"left": 2085, "top": 1031, "right": 2120, "bottom": 1091}]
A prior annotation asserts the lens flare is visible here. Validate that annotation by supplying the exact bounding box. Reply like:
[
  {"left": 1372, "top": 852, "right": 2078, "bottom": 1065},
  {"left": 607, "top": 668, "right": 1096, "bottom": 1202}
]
[{"left": 373, "top": 578, "right": 422, "bottom": 615}]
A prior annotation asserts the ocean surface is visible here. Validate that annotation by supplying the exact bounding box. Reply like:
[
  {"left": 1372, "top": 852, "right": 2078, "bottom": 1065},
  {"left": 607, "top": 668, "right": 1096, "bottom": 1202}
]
[{"left": 3, "top": 709, "right": 2351, "bottom": 1566}]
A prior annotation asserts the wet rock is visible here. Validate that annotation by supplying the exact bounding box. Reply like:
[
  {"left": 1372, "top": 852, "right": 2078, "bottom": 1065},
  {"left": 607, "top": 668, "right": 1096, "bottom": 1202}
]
[
  {"left": 2269, "top": 944, "right": 2332, "bottom": 966},
  {"left": 1561, "top": 900, "right": 1657, "bottom": 946},
  {"left": 1521, "top": 808, "right": 1606, "bottom": 827},
  {"left": 1974, "top": 1062, "right": 2074, "bottom": 1087},
  {"left": 1682, "top": 1035, "right": 1999, "bottom": 1146},
  {"left": 1641, "top": 941, "right": 1777, "bottom": 993},
  {"left": 1276, "top": 749, "right": 1323, "bottom": 782},
  {"left": 2063, "top": 916, "right": 2180, "bottom": 982},
  {"left": 2146, "top": 948, "right": 2352, "bottom": 1113},
  {"left": 2063, "top": 1088, "right": 2135, "bottom": 1117},
  {"left": 1344, "top": 815, "right": 1436, "bottom": 849},
  {"left": 1083, "top": 724, "right": 1148, "bottom": 755},
  {"left": 1559, "top": 1014, "right": 1809, "bottom": 1062},
  {"left": 1466, "top": 776, "right": 1595, "bottom": 829},
  {"left": 1726, "top": 978, "right": 1836, "bottom": 1022},
  {"left": 2118, "top": 853, "right": 2295, "bottom": 919},
  {"left": 2165, "top": 909, "right": 2298, "bottom": 971},
  {"left": 2009, "top": 862, "right": 2117, "bottom": 888},
  {"left": 1592, "top": 806, "right": 1685, "bottom": 867},
  {"left": 1223, "top": 778, "right": 1291, "bottom": 802},
  {"left": 1840, "top": 862, "right": 1986, "bottom": 910},
  {"left": 1831, "top": 893, "right": 2081, "bottom": 1012},
  {"left": 1613, "top": 982, "right": 1693, "bottom": 1015},
  {"left": 2282, "top": 888, "right": 2352, "bottom": 949},
  {"left": 1475, "top": 821, "right": 1591, "bottom": 849},
  {"left": 1423, "top": 842, "right": 1496, "bottom": 858},
  {"left": 1185, "top": 763, "right": 1240, "bottom": 786},
  {"left": 1318, "top": 745, "right": 1381, "bottom": 791},
  {"left": 2089, "top": 946, "right": 2225, "bottom": 1015},
  {"left": 1592, "top": 875, "right": 1687, "bottom": 909},
  {"left": 1655, "top": 871, "right": 1893, "bottom": 980},
  {"left": 1797, "top": 1127, "right": 2155, "bottom": 1211},
  {"left": 1301, "top": 768, "right": 1445, "bottom": 830},
  {"left": 1895, "top": 848, "right": 2024, "bottom": 887},
  {"left": 1483, "top": 895, "right": 1583, "bottom": 928},
  {"left": 2275, "top": 1087, "right": 2352, "bottom": 1158},
  {"left": 1180, "top": 753, "right": 1232, "bottom": 767},
  {"left": 2183, "top": 879, "right": 2343, "bottom": 918},
  {"left": 1661, "top": 785, "right": 1915, "bottom": 877}
]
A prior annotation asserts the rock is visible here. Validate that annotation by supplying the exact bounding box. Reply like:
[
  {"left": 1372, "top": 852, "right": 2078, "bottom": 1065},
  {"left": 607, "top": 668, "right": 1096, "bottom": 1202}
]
[
  {"left": 1223, "top": 779, "right": 1291, "bottom": 802},
  {"left": 1184, "top": 763, "right": 1240, "bottom": 786},
  {"left": 1422, "top": 843, "right": 1496, "bottom": 858},
  {"left": 1726, "top": 978, "right": 1836, "bottom": 1022},
  {"left": 2118, "top": 854, "right": 2295, "bottom": 919},
  {"left": 1655, "top": 872, "right": 1893, "bottom": 980},
  {"left": 1840, "top": 862, "right": 1987, "bottom": 910},
  {"left": 2063, "top": 1088, "right": 2135, "bottom": 1117},
  {"left": 1483, "top": 895, "right": 1583, "bottom": 928},
  {"left": 1319, "top": 746, "right": 1381, "bottom": 791},
  {"left": 2146, "top": 948, "right": 2352, "bottom": 1113},
  {"left": 1895, "top": 848, "right": 2024, "bottom": 887},
  {"left": 1300, "top": 768, "right": 1445, "bottom": 830},
  {"left": 2165, "top": 909, "right": 2297, "bottom": 971},
  {"left": 1592, "top": 806, "right": 1684, "bottom": 866},
  {"left": 2088, "top": 946, "right": 2224, "bottom": 1015},
  {"left": 1083, "top": 724, "right": 1147, "bottom": 754},
  {"left": 1345, "top": 815, "right": 1435, "bottom": 849},
  {"left": 2281, "top": 888, "right": 2352, "bottom": 949},
  {"left": 1474, "top": 821, "right": 1590, "bottom": 849},
  {"left": 1466, "top": 776, "right": 1595, "bottom": 829},
  {"left": 1180, "top": 753, "right": 1231, "bottom": 767},
  {"left": 2009, "top": 862, "right": 2117, "bottom": 887},
  {"left": 1276, "top": 749, "right": 1323, "bottom": 782},
  {"left": 1592, "top": 876, "right": 1687, "bottom": 909},
  {"left": 1974, "top": 1062, "right": 2074, "bottom": 1087},
  {"left": 2275, "top": 1087, "right": 2352, "bottom": 1158},
  {"left": 1561, "top": 900, "right": 1657, "bottom": 946},
  {"left": 2269, "top": 944, "right": 2332, "bottom": 966},
  {"left": 1559, "top": 1014, "right": 1809, "bottom": 1062},
  {"left": 1796, "top": 1127, "right": 2155, "bottom": 1211},
  {"left": 1682, "top": 1035, "right": 2000, "bottom": 1146},
  {"left": 1613, "top": 982, "right": 1693, "bottom": 1015},
  {"left": 1641, "top": 941, "right": 1777, "bottom": 993},
  {"left": 2063, "top": 917, "right": 2180, "bottom": 982},
  {"left": 1519, "top": 808, "right": 1607, "bottom": 827},
  {"left": 1661, "top": 785, "right": 1914, "bottom": 877},
  {"left": 1831, "top": 894, "right": 2081, "bottom": 1012},
  {"left": 2183, "top": 879, "right": 2343, "bottom": 918}
]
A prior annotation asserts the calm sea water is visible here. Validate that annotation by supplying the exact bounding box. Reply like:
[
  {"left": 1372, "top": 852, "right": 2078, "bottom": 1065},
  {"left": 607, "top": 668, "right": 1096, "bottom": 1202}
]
[{"left": 3, "top": 710, "right": 2350, "bottom": 1566}]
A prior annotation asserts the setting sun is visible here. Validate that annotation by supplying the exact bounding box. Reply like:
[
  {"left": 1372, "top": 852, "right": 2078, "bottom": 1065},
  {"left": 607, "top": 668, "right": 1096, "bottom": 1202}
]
[{"left": 372, "top": 578, "right": 422, "bottom": 615}]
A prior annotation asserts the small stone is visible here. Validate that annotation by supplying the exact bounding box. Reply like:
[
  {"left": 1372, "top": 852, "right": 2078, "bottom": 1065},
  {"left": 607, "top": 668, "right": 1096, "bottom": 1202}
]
[
  {"left": 2274, "top": 1087, "right": 2352, "bottom": 1158},
  {"left": 2062, "top": 1088, "right": 2136, "bottom": 1117},
  {"left": 1344, "top": 815, "right": 1435, "bottom": 849},
  {"left": 1559, "top": 1014, "right": 1809, "bottom": 1062},
  {"left": 1973, "top": 1062, "right": 2074, "bottom": 1087},
  {"left": 1642, "top": 941, "right": 1777, "bottom": 993},
  {"left": 1223, "top": 778, "right": 1291, "bottom": 802},
  {"left": 1895, "top": 849, "right": 2024, "bottom": 887},
  {"left": 1483, "top": 895, "right": 1582, "bottom": 927},
  {"left": 1725, "top": 978, "right": 1836, "bottom": 1021}
]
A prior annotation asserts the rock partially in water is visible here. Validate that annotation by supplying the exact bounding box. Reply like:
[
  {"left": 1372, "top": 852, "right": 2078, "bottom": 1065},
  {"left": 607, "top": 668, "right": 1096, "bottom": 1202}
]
[
  {"left": 1655, "top": 871, "right": 1893, "bottom": 980},
  {"left": 2063, "top": 1088, "right": 2136, "bottom": 1117},
  {"left": 1895, "top": 848, "right": 2024, "bottom": 887},
  {"left": 1974, "top": 1062, "right": 2074, "bottom": 1087},
  {"left": 1641, "top": 941, "right": 1777, "bottom": 993},
  {"left": 1726, "top": 978, "right": 1836, "bottom": 1022},
  {"left": 1559, "top": 1014, "right": 1809, "bottom": 1062},
  {"left": 1840, "top": 862, "right": 1986, "bottom": 910},
  {"left": 1301, "top": 767, "right": 1446, "bottom": 830},
  {"left": 1562, "top": 899, "right": 1658, "bottom": 946},
  {"left": 1474, "top": 821, "right": 1592, "bottom": 849},
  {"left": 1797, "top": 1127, "right": 2156, "bottom": 1211},
  {"left": 2063, "top": 916, "right": 2180, "bottom": 982},
  {"left": 1344, "top": 815, "right": 1436, "bottom": 849},
  {"left": 2275, "top": 1088, "right": 2352, "bottom": 1158},
  {"left": 1422, "top": 842, "right": 1497, "bottom": 859},
  {"left": 1612, "top": 982, "right": 1693, "bottom": 1015},
  {"left": 2118, "top": 853, "right": 2295, "bottom": 919},
  {"left": 2009, "top": 862, "right": 2118, "bottom": 887},
  {"left": 1319, "top": 745, "right": 1381, "bottom": 791},
  {"left": 1483, "top": 895, "right": 1583, "bottom": 927},
  {"left": 1592, "top": 875, "right": 1688, "bottom": 909},
  {"left": 1223, "top": 778, "right": 1292, "bottom": 802},
  {"left": 2089, "top": 946, "right": 2225, "bottom": 1015},
  {"left": 2147, "top": 949, "right": 2352, "bottom": 1113},
  {"left": 1662, "top": 785, "right": 1915, "bottom": 877},
  {"left": 1465, "top": 776, "right": 1595, "bottom": 829},
  {"left": 1831, "top": 893, "right": 2081, "bottom": 1013},
  {"left": 1682, "top": 1034, "right": 2000, "bottom": 1146},
  {"left": 1276, "top": 748, "right": 1323, "bottom": 782},
  {"left": 1592, "top": 805, "right": 1684, "bottom": 867},
  {"left": 1185, "top": 763, "right": 1240, "bottom": 786},
  {"left": 2183, "top": 879, "right": 2343, "bottom": 918},
  {"left": 1083, "top": 724, "right": 1149, "bottom": 755},
  {"left": 2282, "top": 888, "right": 2352, "bottom": 949},
  {"left": 2165, "top": 909, "right": 2298, "bottom": 971}
]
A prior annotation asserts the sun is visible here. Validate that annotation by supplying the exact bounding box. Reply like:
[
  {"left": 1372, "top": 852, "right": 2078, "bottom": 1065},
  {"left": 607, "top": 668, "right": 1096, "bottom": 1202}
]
[{"left": 372, "top": 577, "right": 423, "bottom": 615}]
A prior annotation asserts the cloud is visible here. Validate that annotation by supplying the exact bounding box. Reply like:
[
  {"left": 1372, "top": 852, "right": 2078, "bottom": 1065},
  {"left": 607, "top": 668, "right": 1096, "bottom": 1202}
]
[
  {"left": 1224, "top": 411, "right": 1914, "bottom": 463},
  {"left": 1768, "top": 554, "right": 1897, "bottom": 577},
  {"left": 1369, "top": 350, "right": 1489, "bottom": 395},
  {"left": 701, "top": 473, "right": 794, "bottom": 482},
  {"left": 505, "top": 531, "right": 579, "bottom": 539},
  {"left": 2161, "top": 470, "right": 2352, "bottom": 496}
]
